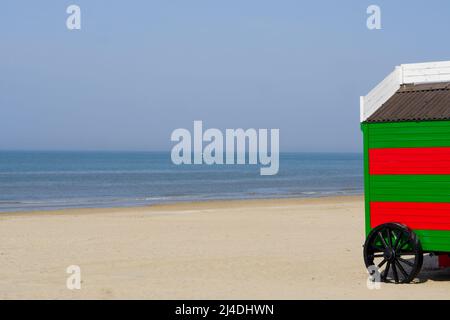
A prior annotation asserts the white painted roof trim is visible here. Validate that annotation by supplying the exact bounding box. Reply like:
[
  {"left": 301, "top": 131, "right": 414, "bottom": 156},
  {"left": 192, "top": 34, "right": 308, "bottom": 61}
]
[{"left": 360, "top": 60, "right": 450, "bottom": 122}]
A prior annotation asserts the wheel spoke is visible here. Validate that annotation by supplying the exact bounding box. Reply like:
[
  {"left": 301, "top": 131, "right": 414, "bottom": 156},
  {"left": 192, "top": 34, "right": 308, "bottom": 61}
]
[
  {"left": 392, "top": 262, "right": 399, "bottom": 283},
  {"left": 398, "top": 257, "right": 414, "bottom": 267},
  {"left": 395, "top": 260, "right": 409, "bottom": 280},
  {"left": 399, "top": 239, "right": 410, "bottom": 250},
  {"left": 378, "top": 259, "right": 387, "bottom": 268},
  {"left": 386, "top": 228, "right": 393, "bottom": 247},
  {"left": 372, "top": 253, "right": 384, "bottom": 258},
  {"left": 393, "top": 231, "right": 403, "bottom": 250},
  {"left": 378, "top": 231, "right": 388, "bottom": 249},
  {"left": 382, "top": 261, "right": 391, "bottom": 280}
]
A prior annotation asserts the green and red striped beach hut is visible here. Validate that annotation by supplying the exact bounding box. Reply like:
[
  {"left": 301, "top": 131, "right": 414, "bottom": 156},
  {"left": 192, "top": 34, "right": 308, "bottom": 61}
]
[{"left": 360, "top": 61, "right": 450, "bottom": 283}]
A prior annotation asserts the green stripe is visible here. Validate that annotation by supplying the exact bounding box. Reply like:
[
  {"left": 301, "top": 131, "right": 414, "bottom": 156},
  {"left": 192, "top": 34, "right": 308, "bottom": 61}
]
[
  {"left": 366, "top": 120, "right": 450, "bottom": 149},
  {"left": 370, "top": 175, "right": 450, "bottom": 203},
  {"left": 414, "top": 230, "right": 450, "bottom": 252}
]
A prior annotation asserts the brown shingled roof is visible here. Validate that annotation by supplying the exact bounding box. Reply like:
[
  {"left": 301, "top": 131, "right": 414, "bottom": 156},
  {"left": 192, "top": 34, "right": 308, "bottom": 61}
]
[{"left": 365, "top": 82, "right": 450, "bottom": 123}]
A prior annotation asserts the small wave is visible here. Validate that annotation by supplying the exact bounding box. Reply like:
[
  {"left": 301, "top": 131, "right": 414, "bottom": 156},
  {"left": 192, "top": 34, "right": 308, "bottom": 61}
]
[{"left": 0, "top": 200, "right": 23, "bottom": 204}]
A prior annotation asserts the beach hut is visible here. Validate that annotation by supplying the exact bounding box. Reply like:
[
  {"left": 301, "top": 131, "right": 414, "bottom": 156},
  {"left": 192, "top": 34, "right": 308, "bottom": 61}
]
[{"left": 360, "top": 60, "right": 450, "bottom": 283}]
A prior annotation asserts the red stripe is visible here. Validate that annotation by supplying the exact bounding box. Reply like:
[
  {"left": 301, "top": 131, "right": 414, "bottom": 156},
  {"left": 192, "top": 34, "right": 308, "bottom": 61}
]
[
  {"left": 369, "top": 147, "right": 450, "bottom": 175},
  {"left": 371, "top": 202, "right": 450, "bottom": 231}
]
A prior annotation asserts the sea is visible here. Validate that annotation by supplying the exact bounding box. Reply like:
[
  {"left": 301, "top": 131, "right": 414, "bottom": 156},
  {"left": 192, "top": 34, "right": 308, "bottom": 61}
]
[{"left": 0, "top": 151, "right": 363, "bottom": 212}]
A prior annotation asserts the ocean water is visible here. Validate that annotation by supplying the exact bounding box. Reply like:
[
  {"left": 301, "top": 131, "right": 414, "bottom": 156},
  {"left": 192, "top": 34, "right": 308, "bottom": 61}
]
[{"left": 0, "top": 151, "right": 363, "bottom": 212}]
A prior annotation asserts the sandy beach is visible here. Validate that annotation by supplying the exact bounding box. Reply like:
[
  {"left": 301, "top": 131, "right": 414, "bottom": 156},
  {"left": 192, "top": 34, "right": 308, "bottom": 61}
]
[{"left": 0, "top": 195, "right": 449, "bottom": 300}]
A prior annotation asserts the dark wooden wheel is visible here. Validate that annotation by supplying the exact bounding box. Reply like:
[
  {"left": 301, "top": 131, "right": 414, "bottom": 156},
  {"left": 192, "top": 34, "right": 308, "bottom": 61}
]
[{"left": 364, "top": 223, "right": 423, "bottom": 284}]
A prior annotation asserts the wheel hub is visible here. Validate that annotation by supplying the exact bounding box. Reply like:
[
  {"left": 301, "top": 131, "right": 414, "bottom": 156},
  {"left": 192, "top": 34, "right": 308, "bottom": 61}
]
[{"left": 383, "top": 247, "right": 396, "bottom": 262}]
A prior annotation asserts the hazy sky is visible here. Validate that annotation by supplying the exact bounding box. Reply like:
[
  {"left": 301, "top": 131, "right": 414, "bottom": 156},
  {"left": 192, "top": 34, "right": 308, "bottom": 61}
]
[{"left": 1, "top": 1, "right": 449, "bottom": 152}]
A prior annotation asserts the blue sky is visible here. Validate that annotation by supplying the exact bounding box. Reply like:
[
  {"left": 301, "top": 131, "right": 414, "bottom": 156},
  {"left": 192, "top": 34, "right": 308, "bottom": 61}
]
[{"left": 1, "top": 1, "right": 449, "bottom": 152}]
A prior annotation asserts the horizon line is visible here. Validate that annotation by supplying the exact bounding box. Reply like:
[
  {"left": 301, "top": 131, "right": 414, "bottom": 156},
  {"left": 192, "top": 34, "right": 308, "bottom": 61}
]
[{"left": 0, "top": 149, "right": 362, "bottom": 154}]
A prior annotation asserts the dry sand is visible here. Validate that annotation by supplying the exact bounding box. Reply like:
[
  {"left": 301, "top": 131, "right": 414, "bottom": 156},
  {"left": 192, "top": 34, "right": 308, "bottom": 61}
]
[{"left": 0, "top": 196, "right": 449, "bottom": 299}]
